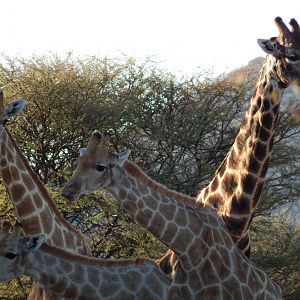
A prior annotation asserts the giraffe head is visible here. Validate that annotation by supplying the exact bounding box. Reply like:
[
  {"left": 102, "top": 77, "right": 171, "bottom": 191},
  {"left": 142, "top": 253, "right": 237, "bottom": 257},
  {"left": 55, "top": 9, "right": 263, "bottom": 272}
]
[
  {"left": 0, "top": 91, "right": 26, "bottom": 128},
  {"left": 258, "top": 17, "right": 300, "bottom": 86},
  {"left": 0, "top": 222, "right": 45, "bottom": 282},
  {"left": 61, "top": 131, "right": 131, "bottom": 201}
]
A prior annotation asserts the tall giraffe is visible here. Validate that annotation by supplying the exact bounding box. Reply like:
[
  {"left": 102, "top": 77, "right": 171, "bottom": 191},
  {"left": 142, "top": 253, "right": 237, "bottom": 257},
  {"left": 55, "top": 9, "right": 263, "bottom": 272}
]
[
  {"left": 197, "top": 16, "right": 300, "bottom": 254},
  {"left": 0, "top": 92, "right": 91, "bottom": 300},
  {"left": 159, "top": 16, "right": 300, "bottom": 273},
  {"left": 61, "top": 132, "right": 282, "bottom": 299},
  {"left": 0, "top": 222, "right": 171, "bottom": 300}
]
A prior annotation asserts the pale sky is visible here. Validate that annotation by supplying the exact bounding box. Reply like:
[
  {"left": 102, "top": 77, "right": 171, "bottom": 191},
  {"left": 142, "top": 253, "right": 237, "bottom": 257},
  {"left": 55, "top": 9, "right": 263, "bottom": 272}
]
[{"left": 2, "top": 0, "right": 300, "bottom": 76}]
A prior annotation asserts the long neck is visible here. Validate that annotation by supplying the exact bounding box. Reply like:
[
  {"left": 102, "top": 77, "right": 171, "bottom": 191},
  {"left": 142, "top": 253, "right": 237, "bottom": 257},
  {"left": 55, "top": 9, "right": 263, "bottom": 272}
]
[
  {"left": 108, "top": 162, "right": 282, "bottom": 298},
  {"left": 107, "top": 161, "right": 234, "bottom": 258},
  {"left": 25, "top": 244, "right": 170, "bottom": 299},
  {"left": 196, "top": 56, "right": 285, "bottom": 250},
  {"left": 0, "top": 128, "right": 90, "bottom": 256}
]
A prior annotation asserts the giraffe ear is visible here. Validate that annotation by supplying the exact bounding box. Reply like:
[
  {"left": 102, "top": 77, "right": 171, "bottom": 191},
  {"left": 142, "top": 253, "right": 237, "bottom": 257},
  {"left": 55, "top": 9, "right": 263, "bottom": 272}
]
[
  {"left": 257, "top": 39, "right": 276, "bottom": 54},
  {"left": 25, "top": 235, "right": 45, "bottom": 252},
  {"left": 6, "top": 99, "right": 27, "bottom": 118},
  {"left": 116, "top": 149, "right": 131, "bottom": 167}
]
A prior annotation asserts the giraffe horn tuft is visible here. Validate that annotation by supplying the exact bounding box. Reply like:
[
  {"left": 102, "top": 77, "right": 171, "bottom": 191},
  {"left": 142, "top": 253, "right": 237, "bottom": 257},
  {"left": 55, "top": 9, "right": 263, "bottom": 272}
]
[
  {"left": 99, "top": 135, "right": 110, "bottom": 160},
  {"left": 274, "top": 17, "right": 293, "bottom": 45},
  {"left": 86, "top": 131, "right": 102, "bottom": 153},
  {"left": 290, "top": 18, "right": 300, "bottom": 41}
]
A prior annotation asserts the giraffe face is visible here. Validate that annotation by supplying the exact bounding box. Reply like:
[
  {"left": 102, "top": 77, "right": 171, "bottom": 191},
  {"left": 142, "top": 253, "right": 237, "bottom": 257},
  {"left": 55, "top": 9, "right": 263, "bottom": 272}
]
[
  {"left": 258, "top": 17, "right": 300, "bottom": 86},
  {"left": 0, "top": 223, "right": 44, "bottom": 283},
  {"left": 61, "top": 131, "right": 131, "bottom": 201}
]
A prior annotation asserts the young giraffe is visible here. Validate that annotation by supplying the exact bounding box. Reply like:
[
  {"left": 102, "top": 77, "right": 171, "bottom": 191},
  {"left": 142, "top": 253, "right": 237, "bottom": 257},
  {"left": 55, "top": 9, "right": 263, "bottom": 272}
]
[
  {"left": 0, "top": 222, "right": 171, "bottom": 300},
  {"left": 0, "top": 92, "right": 91, "bottom": 299},
  {"left": 61, "top": 132, "right": 282, "bottom": 299},
  {"left": 158, "top": 16, "right": 300, "bottom": 274}
]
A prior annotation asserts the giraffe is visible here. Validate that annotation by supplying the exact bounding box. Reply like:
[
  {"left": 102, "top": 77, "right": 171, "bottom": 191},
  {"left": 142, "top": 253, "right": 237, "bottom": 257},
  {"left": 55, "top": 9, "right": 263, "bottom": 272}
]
[
  {"left": 158, "top": 16, "right": 300, "bottom": 274},
  {"left": 0, "top": 222, "right": 172, "bottom": 300},
  {"left": 197, "top": 16, "right": 300, "bottom": 253},
  {"left": 61, "top": 132, "right": 282, "bottom": 299},
  {"left": 0, "top": 92, "right": 91, "bottom": 299}
]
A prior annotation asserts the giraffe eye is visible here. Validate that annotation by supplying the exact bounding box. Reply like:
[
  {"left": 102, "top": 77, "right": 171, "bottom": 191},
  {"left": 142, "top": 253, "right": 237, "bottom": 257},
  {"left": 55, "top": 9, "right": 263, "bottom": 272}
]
[
  {"left": 95, "top": 165, "right": 106, "bottom": 172},
  {"left": 5, "top": 252, "right": 18, "bottom": 260}
]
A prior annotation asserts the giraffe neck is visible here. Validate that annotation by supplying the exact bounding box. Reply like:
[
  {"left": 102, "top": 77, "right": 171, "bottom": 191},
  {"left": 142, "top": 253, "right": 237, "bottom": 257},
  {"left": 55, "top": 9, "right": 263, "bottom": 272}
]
[
  {"left": 106, "top": 161, "right": 282, "bottom": 299},
  {"left": 108, "top": 161, "right": 234, "bottom": 255},
  {"left": 196, "top": 55, "right": 285, "bottom": 251},
  {"left": 0, "top": 128, "right": 90, "bottom": 256},
  {"left": 24, "top": 243, "right": 171, "bottom": 300}
]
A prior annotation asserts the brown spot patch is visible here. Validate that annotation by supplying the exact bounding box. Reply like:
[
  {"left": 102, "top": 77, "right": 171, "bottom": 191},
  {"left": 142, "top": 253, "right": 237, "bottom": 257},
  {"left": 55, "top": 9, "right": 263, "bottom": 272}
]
[
  {"left": 33, "top": 193, "right": 43, "bottom": 209},
  {"left": 223, "top": 216, "right": 247, "bottom": 237},
  {"left": 229, "top": 195, "right": 250, "bottom": 215},
  {"left": 22, "top": 173, "right": 35, "bottom": 191},
  {"left": 248, "top": 154, "right": 261, "bottom": 174},
  {"left": 64, "top": 283, "right": 78, "bottom": 298},
  {"left": 174, "top": 207, "right": 188, "bottom": 227},
  {"left": 16, "top": 196, "right": 35, "bottom": 216},
  {"left": 222, "top": 173, "right": 238, "bottom": 196},
  {"left": 1, "top": 167, "right": 12, "bottom": 185},
  {"left": 160, "top": 202, "right": 176, "bottom": 220},
  {"left": 254, "top": 141, "right": 267, "bottom": 161},
  {"left": 201, "top": 259, "right": 219, "bottom": 285},
  {"left": 210, "top": 177, "right": 219, "bottom": 192},
  {"left": 136, "top": 209, "right": 153, "bottom": 228},
  {"left": 10, "top": 166, "right": 20, "bottom": 181},
  {"left": 161, "top": 222, "right": 178, "bottom": 244},
  {"left": 52, "top": 225, "right": 64, "bottom": 245},
  {"left": 172, "top": 228, "right": 194, "bottom": 253},
  {"left": 10, "top": 184, "right": 26, "bottom": 201},
  {"left": 240, "top": 173, "right": 256, "bottom": 195},
  {"left": 206, "top": 195, "right": 223, "bottom": 210},
  {"left": 51, "top": 277, "right": 68, "bottom": 294},
  {"left": 148, "top": 213, "right": 166, "bottom": 237},
  {"left": 143, "top": 195, "right": 157, "bottom": 210},
  {"left": 261, "top": 112, "right": 273, "bottom": 130},
  {"left": 262, "top": 99, "right": 270, "bottom": 111},
  {"left": 258, "top": 126, "right": 270, "bottom": 141}
]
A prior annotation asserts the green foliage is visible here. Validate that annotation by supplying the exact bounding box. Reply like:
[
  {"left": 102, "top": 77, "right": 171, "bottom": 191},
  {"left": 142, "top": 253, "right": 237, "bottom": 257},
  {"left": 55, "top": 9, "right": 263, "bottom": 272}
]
[
  {"left": 0, "top": 53, "right": 299, "bottom": 299},
  {"left": 251, "top": 216, "right": 300, "bottom": 300}
]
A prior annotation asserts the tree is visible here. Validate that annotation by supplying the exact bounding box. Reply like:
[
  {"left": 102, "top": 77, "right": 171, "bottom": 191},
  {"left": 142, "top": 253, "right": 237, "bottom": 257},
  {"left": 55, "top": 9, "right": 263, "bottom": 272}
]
[{"left": 0, "top": 53, "right": 299, "bottom": 299}]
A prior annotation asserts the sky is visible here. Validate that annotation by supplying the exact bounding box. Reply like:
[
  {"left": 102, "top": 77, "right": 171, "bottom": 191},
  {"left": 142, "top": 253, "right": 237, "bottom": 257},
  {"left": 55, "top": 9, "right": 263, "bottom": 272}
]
[{"left": 2, "top": 0, "right": 300, "bottom": 76}]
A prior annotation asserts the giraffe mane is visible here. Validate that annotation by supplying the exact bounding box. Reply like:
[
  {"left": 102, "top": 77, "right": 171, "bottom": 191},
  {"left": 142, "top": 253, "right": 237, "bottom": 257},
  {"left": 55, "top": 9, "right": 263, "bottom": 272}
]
[
  {"left": 124, "top": 161, "right": 202, "bottom": 209},
  {"left": 41, "top": 242, "right": 158, "bottom": 267},
  {"left": 6, "top": 129, "right": 90, "bottom": 253}
]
